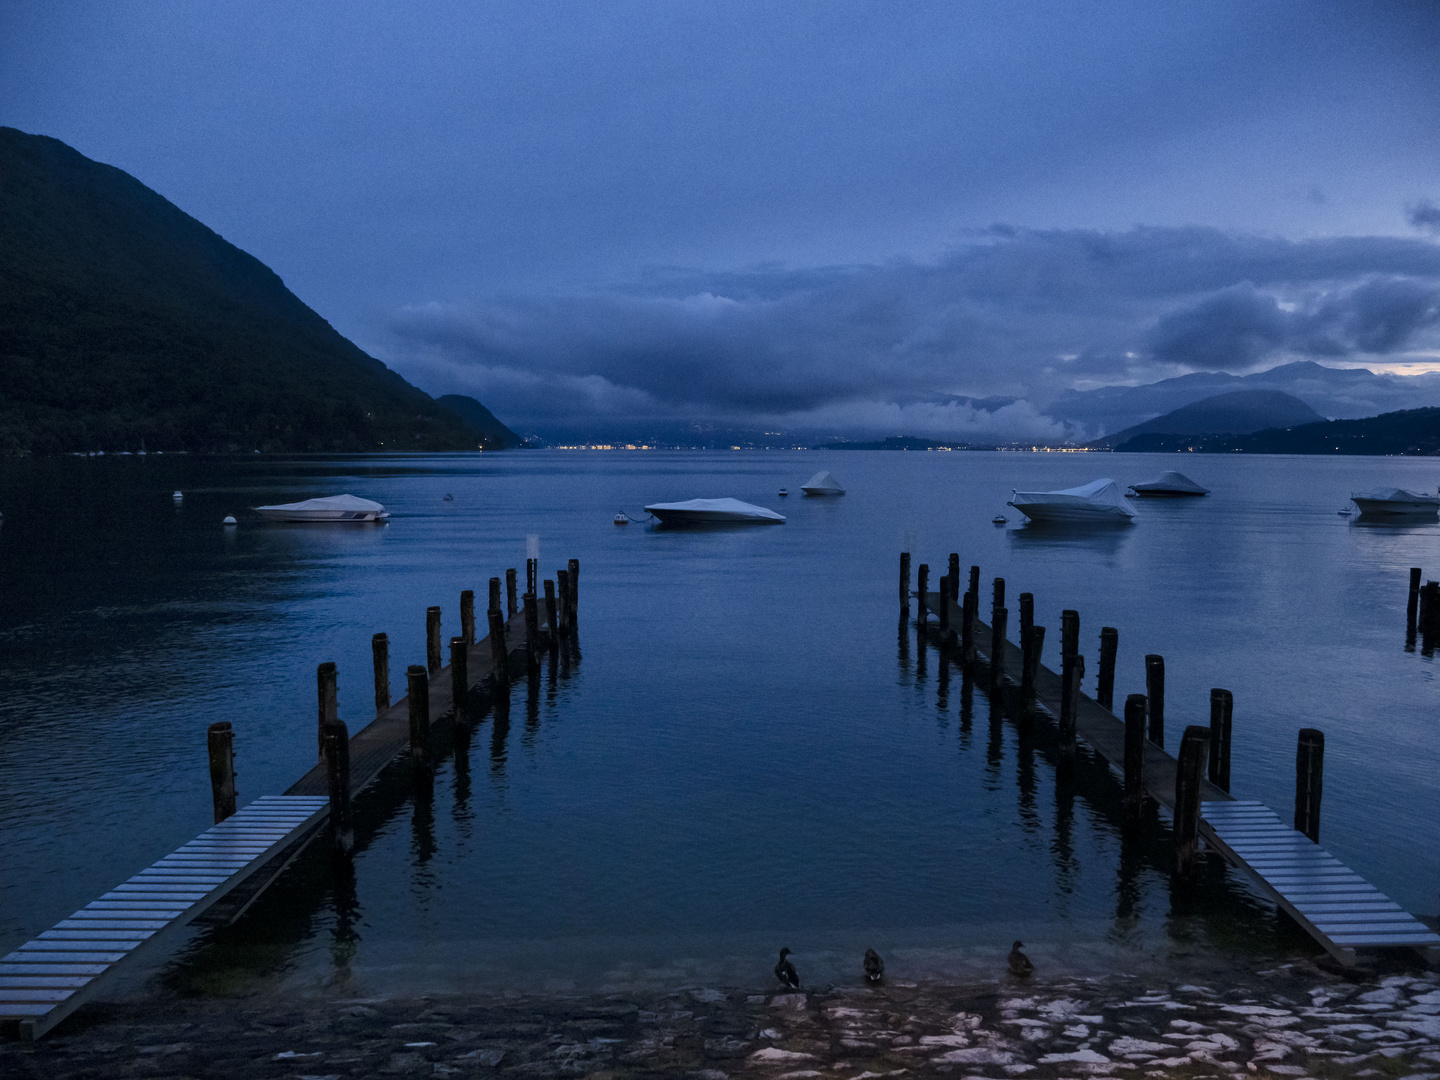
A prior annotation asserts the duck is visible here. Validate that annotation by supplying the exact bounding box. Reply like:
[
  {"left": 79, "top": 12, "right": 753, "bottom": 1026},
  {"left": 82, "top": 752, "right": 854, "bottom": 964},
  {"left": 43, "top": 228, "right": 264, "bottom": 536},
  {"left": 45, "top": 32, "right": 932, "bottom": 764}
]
[
  {"left": 863, "top": 947, "right": 884, "bottom": 983},
  {"left": 1008, "top": 940, "right": 1034, "bottom": 978},
  {"left": 774, "top": 947, "right": 800, "bottom": 990}
]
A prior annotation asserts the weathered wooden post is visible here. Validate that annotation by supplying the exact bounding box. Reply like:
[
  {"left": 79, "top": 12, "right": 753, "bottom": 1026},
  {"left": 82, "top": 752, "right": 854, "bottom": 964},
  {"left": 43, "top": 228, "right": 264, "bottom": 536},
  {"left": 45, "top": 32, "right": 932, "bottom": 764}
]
[
  {"left": 506, "top": 568, "right": 518, "bottom": 618},
  {"left": 1059, "top": 610, "right": 1079, "bottom": 749},
  {"left": 568, "top": 558, "right": 579, "bottom": 624},
  {"left": 450, "top": 636, "right": 468, "bottom": 725},
  {"left": 989, "top": 577, "right": 1006, "bottom": 688},
  {"left": 556, "top": 568, "right": 571, "bottom": 634},
  {"left": 407, "top": 664, "right": 430, "bottom": 768},
  {"left": 915, "top": 563, "right": 930, "bottom": 626},
  {"left": 461, "top": 589, "right": 476, "bottom": 645},
  {"left": 1427, "top": 581, "right": 1440, "bottom": 638},
  {"left": 938, "top": 575, "right": 950, "bottom": 632},
  {"left": 489, "top": 576, "right": 502, "bottom": 615},
  {"left": 1018, "top": 593, "right": 1033, "bottom": 646},
  {"left": 899, "top": 552, "right": 911, "bottom": 617},
  {"left": 1294, "top": 728, "right": 1324, "bottom": 842},
  {"left": 488, "top": 608, "right": 510, "bottom": 687},
  {"left": 426, "top": 606, "right": 442, "bottom": 675},
  {"left": 968, "top": 565, "right": 980, "bottom": 601},
  {"left": 527, "top": 557, "right": 538, "bottom": 598},
  {"left": 948, "top": 553, "right": 960, "bottom": 599},
  {"left": 1097, "top": 627, "right": 1118, "bottom": 710},
  {"left": 961, "top": 588, "right": 976, "bottom": 665},
  {"left": 544, "top": 579, "right": 558, "bottom": 639},
  {"left": 372, "top": 633, "right": 390, "bottom": 715},
  {"left": 322, "top": 721, "right": 354, "bottom": 854},
  {"left": 1208, "top": 688, "right": 1232, "bottom": 792},
  {"left": 524, "top": 593, "right": 540, "bottom": 672},
  {"left": 207, "top": 721, "right": 236, "bottom": 823},
  {"left": 317, "top": 661, "right": 337, "bottom": 760},
  {"left": 1145, "top": 654, "right": 1165, "bottom": 747},
  {"left": 1123, "top": 694, "right": 1146, "bottom": 820},
  {"left": 1408, "top": 568, "right": 1422, "bottom": 637},
  {"left": 1174, "top": 724, "right": 1210, "bottom": 877},
  {"left": 1021, "top": 625, "right": 1045, "bottom": 707}
]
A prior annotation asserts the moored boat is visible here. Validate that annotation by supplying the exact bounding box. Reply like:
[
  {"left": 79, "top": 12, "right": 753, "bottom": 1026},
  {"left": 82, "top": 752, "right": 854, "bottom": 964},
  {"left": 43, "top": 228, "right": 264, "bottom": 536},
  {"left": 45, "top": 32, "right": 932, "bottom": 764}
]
[
  {"left": 1008, "top": 478, "right": 1136, "bottom": 524},
  {"left": 1128, "top": 470, "right": 1210, "bottom": 497},
  {"left": 1350, "top": 489, "right": 1440, "bottom": 519},
  {"left": 800, "top": 471, "right": 845, "bottom": 496},
  {"left": 643, "top": 498, "right": 786, "bottom": 525},
  {"left": 253, "top": 494, "right": 390, "bottom": 522}
]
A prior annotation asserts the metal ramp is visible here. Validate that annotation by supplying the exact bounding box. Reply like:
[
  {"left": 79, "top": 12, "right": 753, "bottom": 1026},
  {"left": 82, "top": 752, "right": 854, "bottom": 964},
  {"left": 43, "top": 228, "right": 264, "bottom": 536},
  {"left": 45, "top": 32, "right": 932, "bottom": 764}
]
[
  {"left": 0, "top": 796, "right": 329, "bottom": 1040},
  {"left": 1201, "top": 800, "right": 1440, "bottom": 965}
]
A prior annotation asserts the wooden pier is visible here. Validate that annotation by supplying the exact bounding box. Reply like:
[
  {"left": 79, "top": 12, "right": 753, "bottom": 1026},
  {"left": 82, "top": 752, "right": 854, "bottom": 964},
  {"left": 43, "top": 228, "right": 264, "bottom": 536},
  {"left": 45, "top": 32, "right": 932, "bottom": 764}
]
[
  {"left": 918, "top": 580, "right": 1440, "bottom": 967},
  {"left": 1, "top": 566, "right": 578, "bottom": 1040}
]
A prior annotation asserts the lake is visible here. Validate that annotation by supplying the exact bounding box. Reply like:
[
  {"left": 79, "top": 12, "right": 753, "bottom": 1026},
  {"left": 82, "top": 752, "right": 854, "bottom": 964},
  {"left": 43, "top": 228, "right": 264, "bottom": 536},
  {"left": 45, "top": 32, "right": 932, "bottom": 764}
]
[{"left": 1, "top": 449, "right": 1436, "bottom": 996}]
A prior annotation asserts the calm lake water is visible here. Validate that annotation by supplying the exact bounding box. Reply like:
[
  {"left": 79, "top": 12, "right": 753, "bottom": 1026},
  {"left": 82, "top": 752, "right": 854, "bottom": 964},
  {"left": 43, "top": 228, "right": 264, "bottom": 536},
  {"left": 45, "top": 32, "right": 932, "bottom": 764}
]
[{"left": 1, "top": 450, "right": 1437, "bottom": 997}]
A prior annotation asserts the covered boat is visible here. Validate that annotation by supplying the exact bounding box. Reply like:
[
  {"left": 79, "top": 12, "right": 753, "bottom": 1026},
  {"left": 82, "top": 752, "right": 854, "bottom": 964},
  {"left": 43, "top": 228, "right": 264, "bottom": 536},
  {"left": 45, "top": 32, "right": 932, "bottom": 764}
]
[
  {"left": 800, "top": 470, "right": 846, "bottom": 496},
  {"left": 644, "top": 498, "right": 786, "bottom": 525},
  {"left": 254, "top": 494, "right": 390, "bottom": 522},
  {"left": 1129, "top": 470, "right": 1210, "bottom": 497},
  {"left": 1350, "top": 488, "right": 1440, "bottom": 519},
  {"left": 1008, "top": 478, "right": 1136, "bottom": 524}
]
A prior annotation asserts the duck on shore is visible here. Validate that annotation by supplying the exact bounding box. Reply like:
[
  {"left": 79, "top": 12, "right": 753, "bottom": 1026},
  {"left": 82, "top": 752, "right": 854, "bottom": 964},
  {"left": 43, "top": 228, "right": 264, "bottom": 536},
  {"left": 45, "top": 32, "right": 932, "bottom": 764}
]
[
  {"left": 863, "top": 948, "right": 884, "bottom": 983},
  {"left": 1008, "top": 940, "right": 1034, "bottom": 978},
  {"left": 775, "top": 947, "right": 800, "bottom": 990}
]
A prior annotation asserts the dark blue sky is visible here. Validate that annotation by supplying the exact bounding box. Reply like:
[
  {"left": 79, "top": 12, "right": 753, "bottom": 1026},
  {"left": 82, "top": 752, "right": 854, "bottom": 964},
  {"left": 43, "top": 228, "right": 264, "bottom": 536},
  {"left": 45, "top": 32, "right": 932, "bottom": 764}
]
[{"left": 5, "top": 0, "right": 1440, "bottom": 438}]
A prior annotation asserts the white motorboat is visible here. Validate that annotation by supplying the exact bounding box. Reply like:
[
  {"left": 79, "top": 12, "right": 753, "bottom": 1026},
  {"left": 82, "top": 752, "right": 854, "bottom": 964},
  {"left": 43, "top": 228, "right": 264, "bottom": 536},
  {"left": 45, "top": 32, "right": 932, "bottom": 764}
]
[
  {"left": 643, "top": 498, "right": 786, "bottom": 525},
  {"left": 1350, "top": 489, "right": 1440, "bottom": 519},
  {"left": 800, "top": 470, "right": 846, "bottom": 496},
  {"left": 253, "top": 494, "right": 390, "bottom": 522},
  {"left": 1128, "top": 470, "right": 1210, "bottom": 497},
  {"left": 1008, "top": 478, "right": 1136, "bottom": 524}
]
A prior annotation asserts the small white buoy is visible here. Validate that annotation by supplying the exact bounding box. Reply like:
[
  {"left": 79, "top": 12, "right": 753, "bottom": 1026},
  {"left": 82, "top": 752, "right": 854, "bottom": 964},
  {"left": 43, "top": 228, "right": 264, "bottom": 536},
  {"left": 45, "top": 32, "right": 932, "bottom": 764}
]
[
  {"left": 172, "top": 490, "right": 184, "bottom": 501},
  {"left": 778, "top": 488, "right": 789, "bottom": 497},
  {"left": 223, "top": 515, "right": 237, "bottom": 526},
  {"left": 993, "top": 515, "right": 1008, "bottom": 525},
  {"left": 613, "top": 512, "right": 629, "bottom": 525}
]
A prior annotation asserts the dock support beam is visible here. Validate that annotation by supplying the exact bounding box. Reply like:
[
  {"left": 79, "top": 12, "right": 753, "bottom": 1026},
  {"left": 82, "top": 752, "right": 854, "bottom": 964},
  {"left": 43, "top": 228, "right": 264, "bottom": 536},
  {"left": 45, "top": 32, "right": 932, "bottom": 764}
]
[
  {"left": 989, "top": 577, "right": 1006, "bottom": 690},
  {"left": 916, "top": 564, "right": 929, "bottom": 627},
  {"left": 1145, "top": 654, "right": 1165, "bottom": 747},
  {"left": 1123, "top": 694, "right": 1146, "bottom": 820},
  {"left": 1209, "top": 688, "right": 1232, "bottom": 792},
  {"left": 489, "top": 576, "right": 502, "bottom": 617},
  {"left": 426, "top": 607, "right": 442, "bottom": 675},
  {"left": 1174, "top": 724, "right": 1210, "bottom": 877},
  {"left": 372, "top": 633, "right": 389, "bottom": 716},
  {"left": 1097, "top": 627, "right": 1118, "bottom": 710},
  {"left": 1021, "top": 625, "right": 1045, "bottom": 708},
  {"left": 544, "top": 579, "right": 558, "bottom": 640},
  {"left": 323, "top": 721, "right": 354, "bottom": 855},
  {"left": 317, "top": 661, "right": 337, "bottom": 760},
  {"left": 1408, "top": 568, "right": 1422, "bottom": 637},
  {"left": 527, "top": 557, "right": 537, "bottom": 598},
  {"left": 1059, "top": 610, "right": 1079, "bottom": 758},
  {"left": 1018, "top": 592, "right": 1034, "bottom": 649},
  {"left": 899, "top": 552, "right": 911, "bottom": 618},
  {"left": 1295, "top": 727, "right": 1324, "bottom": 842},
  {"left": 556, "top": 569, "right": 571, "bottom": 635},
  {"left": 948, "top": 553, "right": 960, "bottom": 601},
  {"left": 524, "top": 593, "right": 540, "bottom": 672},
  {"left": 450, "top": 636, "right": 468, "bottom": 725},
  {"left": 961, "top": 588, "right": 976, "bottom": 665},
  {"left": 207, "top": 721, "right": 236, "bottom": 823},
  {"left": 407, "top": 664, "right": 430, "bottom": 768},
  {"left": 506, "top": 568, "right": 518, "bottom": 618},
  {"left": 568, "top": 559, "right": 579, "bottom": 624},
  {"left": 461, "top": 589, "right": 476, "bottom": 645},
  {"left": 488, "top": 608, "right": 511, "bottom": 687}
]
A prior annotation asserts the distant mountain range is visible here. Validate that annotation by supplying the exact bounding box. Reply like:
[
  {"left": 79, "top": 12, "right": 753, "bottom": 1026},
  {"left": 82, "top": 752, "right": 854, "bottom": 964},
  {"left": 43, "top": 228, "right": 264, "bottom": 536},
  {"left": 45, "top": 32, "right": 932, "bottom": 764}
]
[
  {"left": 1092, "top": 389, "right": 1322, "bottom": 450},
  {"left": 1120, "top": 406, "right": 1440, "bottom": 456},
  {"left": 817, "top": 436, "right": 982, "bottom": 451},
  {"left": 0, "top": 127, "right": 517, "bottom": 455},
  {"left": 1047, "top": 360, "right": 1440, "bottom": 438}
]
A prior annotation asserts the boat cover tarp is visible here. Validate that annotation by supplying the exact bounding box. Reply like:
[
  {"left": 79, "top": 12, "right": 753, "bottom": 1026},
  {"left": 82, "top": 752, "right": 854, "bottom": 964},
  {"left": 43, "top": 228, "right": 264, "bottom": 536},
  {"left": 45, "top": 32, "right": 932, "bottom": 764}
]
[
  {"left": 1131, "top": 471, "right": 1210, "bottom": 495},
  {"left": 1351, "top": 488, "right": 1438, "bottom": 504},
  {"left": 643, "top": 497, "right": 786, "bottom": 522},
  {"left": 801, "top": 471, "right": 846, "bottom": 495},
  {"left": 256, "top": 494, "right": 387, "bottom": 513},
  {"left": 1008, "top": 478, "right": 1136, "bottom": 520}
]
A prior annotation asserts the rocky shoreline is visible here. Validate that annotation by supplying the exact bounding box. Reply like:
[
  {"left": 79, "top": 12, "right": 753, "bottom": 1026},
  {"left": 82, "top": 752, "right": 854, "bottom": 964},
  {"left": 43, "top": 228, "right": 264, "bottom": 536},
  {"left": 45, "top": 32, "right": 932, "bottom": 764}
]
[{"left": 3, "top": 958, "right": 1438, "bottom": 1079}]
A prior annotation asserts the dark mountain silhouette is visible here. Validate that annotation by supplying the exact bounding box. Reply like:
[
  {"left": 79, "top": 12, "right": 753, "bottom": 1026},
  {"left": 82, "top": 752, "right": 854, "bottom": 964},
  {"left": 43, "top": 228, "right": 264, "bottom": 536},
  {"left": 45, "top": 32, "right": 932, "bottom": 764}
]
[
  {"left": 436, "top": 395, "right": 526, "bottom": 448},
  {"left": 1092, "top": 389, "right": 1322, "bottom": 449},
  {"left": 1118, "top": 406, "right": 1440, "bottom": 455},
  {"left": 0, "top": 126, "right": 510, "bottom": 455}
]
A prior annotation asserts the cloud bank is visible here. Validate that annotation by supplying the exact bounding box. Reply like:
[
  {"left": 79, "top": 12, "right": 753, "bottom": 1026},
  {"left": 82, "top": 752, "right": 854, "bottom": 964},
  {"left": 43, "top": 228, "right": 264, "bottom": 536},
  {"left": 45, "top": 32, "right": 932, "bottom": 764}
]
[{"left": 385, "top": 225, "right": 1440, "bottom": 441}]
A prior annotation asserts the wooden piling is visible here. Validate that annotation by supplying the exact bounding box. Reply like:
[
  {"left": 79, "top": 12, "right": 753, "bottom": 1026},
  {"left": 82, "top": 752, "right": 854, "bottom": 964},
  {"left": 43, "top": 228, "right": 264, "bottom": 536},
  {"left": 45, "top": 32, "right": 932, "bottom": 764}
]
[
  {"left": 1295, "top": 727, "right": 1324, "bottom": 842},
  {"left": 916, "top": 564, "right": 930, "bottom": 626},
  {"left": 938, "top": 575, "right": 950, "bottom": 631},
  {"left": 991, "top": 608, "right": 1008, "bottom": 692},
  {"left": 1145, "top": 654, "right": 1165, "bottom": 747},
  {"left": 322, "top": 721, "right": 354, "bottom": 854},
  {"left": 568, "top": 558, "right": 579, "bottom": 623},
  {"left": 206, "top": 721, "right": 236, "bottom": 824},
  {"left": 544, "top": 579, "right": 558, "bottom": 639},
  {"left": 1018, "top": 592, "right": 1034, "bottom": 645},
  {"left": 1097, "top": 627, "right": 1118, "bottom": 710},
  {"left": 948, "top": 553, "right": 960, "bottom": 601},
  {"left": 1021, "top": 625, "right": 1045, "bottom": 706},
  {"left": 489, "top": 576, "right": 502, "bottom": 615},
  {"left": 488, "top": 608, "right": 510, "bottom": 687},
  {"left": 506, "top": 568, "right": 518, "bottom": 618},
  {"left": 524, "top": 593, "right": 540, "bottom": 671},
  {"left": 527, "top": 558, "right": 538, "bottom": 597},
  {"left": 317, "top": 661, "right": 337, "bottom": 761},
  {"left": 1408, "top": 568, "right": 1422, "bottom": 636},
  {"left": 1209, "top": 688, "right": 1232, "bottom": 792},
  {"left": 556, "top": 569, "right": 571, "bottom": 635},
  {"left": 450, "top": 636, "right": 469, "bottom": 725},
  {"left": 1058, "top": 610, "right": 1078, "bottom": 743},
  {"left": 1426, "top": 581, "right": 1440, "bottom": 637},
  {"left": 406, "top": 664, "right": 430, "bottom": 767},
  {"left": 899, "top": 552, "right": 911, "bottom": 616},
  {"left": 968, "top": 565, "right": 979, "bottom": 600},
  {"left": 1060, "top": 609, "right": 1078, "bottom": 659},
  {"left": 461, "top": 589, "right": 476, "bottom": 645},
  {"left": 372, "top": 633, "right": 389, "bottom": 716},
  {"left": 961, "top": 589, "right": 975, "bottom": 664},
  {"left": 426, "top": 606, "right": 442, "bottom": 675},
  {"left": 1123, "top": 694, "right": 1146, "bottom": 819},
  {"left": 1174, "top": 724, "right": 1210, "bottom": 876}
]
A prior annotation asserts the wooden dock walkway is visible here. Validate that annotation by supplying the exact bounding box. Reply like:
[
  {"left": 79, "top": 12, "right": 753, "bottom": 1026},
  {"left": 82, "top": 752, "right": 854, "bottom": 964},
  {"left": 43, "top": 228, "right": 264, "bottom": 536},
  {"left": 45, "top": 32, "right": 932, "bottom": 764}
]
[
  {"left": 922, "top": 589, "right": 1440, "bottom": 966},
  {"left": 2, "top": 589, "right": 563, "bottom": 1040}
]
